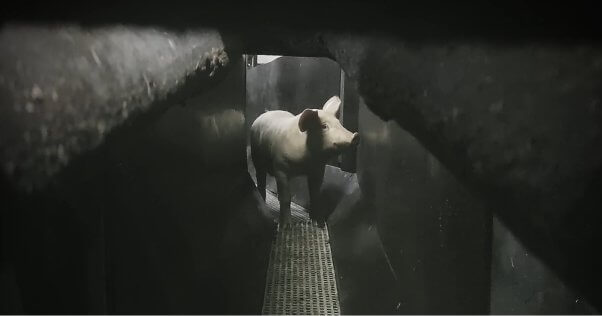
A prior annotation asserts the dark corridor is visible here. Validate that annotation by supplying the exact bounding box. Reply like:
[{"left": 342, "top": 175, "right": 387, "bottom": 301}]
[{"left": 2, "top": 3, "right": 602, "bottom": 314}]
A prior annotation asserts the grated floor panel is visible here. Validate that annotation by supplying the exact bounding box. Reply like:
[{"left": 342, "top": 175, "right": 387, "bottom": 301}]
[
  {"left": 262, "top": 192, "right": 341, "bottom": 315},
  {"left": 264, "top": 190, "right": 311, "bottom": 223}
]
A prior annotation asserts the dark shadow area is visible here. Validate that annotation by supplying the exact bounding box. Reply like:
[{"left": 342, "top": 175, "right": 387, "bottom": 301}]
[
  {"left": 1, "top": 55, "right": 274, "bottom": 314},
  {"left": 490, "top": 217, "right": 597, "bottom": 314},
  {"left": 326, "top": 173, "right": 400, "bottom": 314},
  {"left": 5, "top": 1, "right": 602, "bottom": 43}
]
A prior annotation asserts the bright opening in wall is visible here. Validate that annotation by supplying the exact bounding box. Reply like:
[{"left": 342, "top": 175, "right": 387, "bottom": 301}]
[{"left": 257, "top": 55, "right": 282, "bottom": 64}]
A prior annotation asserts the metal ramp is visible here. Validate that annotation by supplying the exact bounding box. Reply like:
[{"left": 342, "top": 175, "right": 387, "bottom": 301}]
[{"left": 262, "top": 191, "right": 341, "bottom": 315}]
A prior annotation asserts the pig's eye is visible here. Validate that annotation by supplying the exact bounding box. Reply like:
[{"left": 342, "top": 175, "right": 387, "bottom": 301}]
[{"left": 321, "top": 124, "right": 328, "bottom": 130}]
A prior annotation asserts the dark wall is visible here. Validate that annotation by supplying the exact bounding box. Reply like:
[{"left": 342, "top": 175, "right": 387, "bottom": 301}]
[
  {"left": 98, "top": 55, "right": 271, "bottom": 314},
  {"left": 325, "top": 169, "right": 400, "bottom": 315},
  {"left": 343, "top": 95, "right": 597, "bottom": 314},
  {"left": 3, "top": 55, "right": 273, "bottom": 314},
  {"left": 490, "top": 217, "right": 597, "bottom": 314},
  {"left": 326, "top": 36, "right": 602, "bottom": 311},
  {"left": 353, "top": 99, "right": 493, "bottom": 314}
]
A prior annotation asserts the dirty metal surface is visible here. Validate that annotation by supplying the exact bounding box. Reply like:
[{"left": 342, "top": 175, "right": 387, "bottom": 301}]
[{"left": 262, "top": 191, "right": 341, "bottom": 315}]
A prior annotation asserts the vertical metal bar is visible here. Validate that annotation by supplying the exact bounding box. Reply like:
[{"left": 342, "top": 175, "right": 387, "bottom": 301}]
[
  {"left": 337, "top": 68, "right": 346, "bottom": 167},
  {"left": 339, "top": 69, "right": 359, "bottom": 173}
]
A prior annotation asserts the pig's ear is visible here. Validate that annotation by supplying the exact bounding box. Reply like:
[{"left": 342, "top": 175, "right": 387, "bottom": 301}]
[
  {"left": 299, "top": 109, "right": 321, "bottom": 132},
  {"left": 322, "top": 96, "right": 341, "bottom": 116}
]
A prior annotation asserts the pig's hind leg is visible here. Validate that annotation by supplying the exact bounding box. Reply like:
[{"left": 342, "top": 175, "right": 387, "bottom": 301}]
[
  {"left": 255, "top": 166, "right": 267, "bottom": 201},
  {"left": 275, "top": 171, "right": 292, "bottom": 227},
  {"left": 250, "top": 143, "right": 267, "bottom": 201}
]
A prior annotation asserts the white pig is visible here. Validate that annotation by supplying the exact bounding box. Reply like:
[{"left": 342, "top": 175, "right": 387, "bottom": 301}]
[{"left": 250, "top": 96, "right": 360, "bottom": 226}]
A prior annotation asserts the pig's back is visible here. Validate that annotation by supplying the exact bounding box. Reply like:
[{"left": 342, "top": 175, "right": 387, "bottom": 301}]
[
  {"left": 252, "top": 110, "right": 295, "bottom": 126},
  {"left": 251, "top": 110, "right": 295, "bottom": 136},
  {"left": 250, "top": 110, "right": 300, "bottom": 167}
]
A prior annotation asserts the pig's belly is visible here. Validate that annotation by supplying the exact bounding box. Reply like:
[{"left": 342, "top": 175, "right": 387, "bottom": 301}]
[
  {"left": 262, "top": 143, "right": 311, "bottom": 177},
  {"left": 269, "top": 140, "right": 319, "bottom": 177}
]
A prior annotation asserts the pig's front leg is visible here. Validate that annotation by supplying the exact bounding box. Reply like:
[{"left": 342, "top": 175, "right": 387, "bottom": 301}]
[
  {"left": 308, "top": 164, "right": 325, "bottom": 223},
  {"left": 275, "top": 171, "right": 292, "bottom": 227}
]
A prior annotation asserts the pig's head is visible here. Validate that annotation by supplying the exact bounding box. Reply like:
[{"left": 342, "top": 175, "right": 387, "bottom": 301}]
[{"left": 299, "top": 96, "right": 360, "bottom": 157}]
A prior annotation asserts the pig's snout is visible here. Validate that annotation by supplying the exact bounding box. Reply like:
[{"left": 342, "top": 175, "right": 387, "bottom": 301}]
[
  {"left": 351, "top": 132, "right": 360, "bottom": 146},
  {"left": 334, "top": 132, "right": 360, "bottom": 149}
]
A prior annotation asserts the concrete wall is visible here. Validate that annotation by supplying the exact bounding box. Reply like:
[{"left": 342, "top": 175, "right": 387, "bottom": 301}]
[
  {"left": 94, "top": 55, "right": 271, "bottom": 314},
  {"left": 2, "top": 49, "right": 272, "bottom": 314}
]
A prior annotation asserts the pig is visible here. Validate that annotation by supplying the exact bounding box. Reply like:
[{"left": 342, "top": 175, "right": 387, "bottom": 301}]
[{"left": 250, "top": 96, "right": 360, "bottom": 226}]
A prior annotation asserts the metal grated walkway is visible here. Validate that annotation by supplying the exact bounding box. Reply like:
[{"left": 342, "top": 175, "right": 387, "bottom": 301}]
[{"left": 262, "top": 191, "right": 341, "bottom": 315}]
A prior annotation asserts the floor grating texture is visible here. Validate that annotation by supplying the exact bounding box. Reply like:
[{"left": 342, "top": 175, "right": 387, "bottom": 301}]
[{"left": 262, "top": 191, "right": 341, "bottom": 315}]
